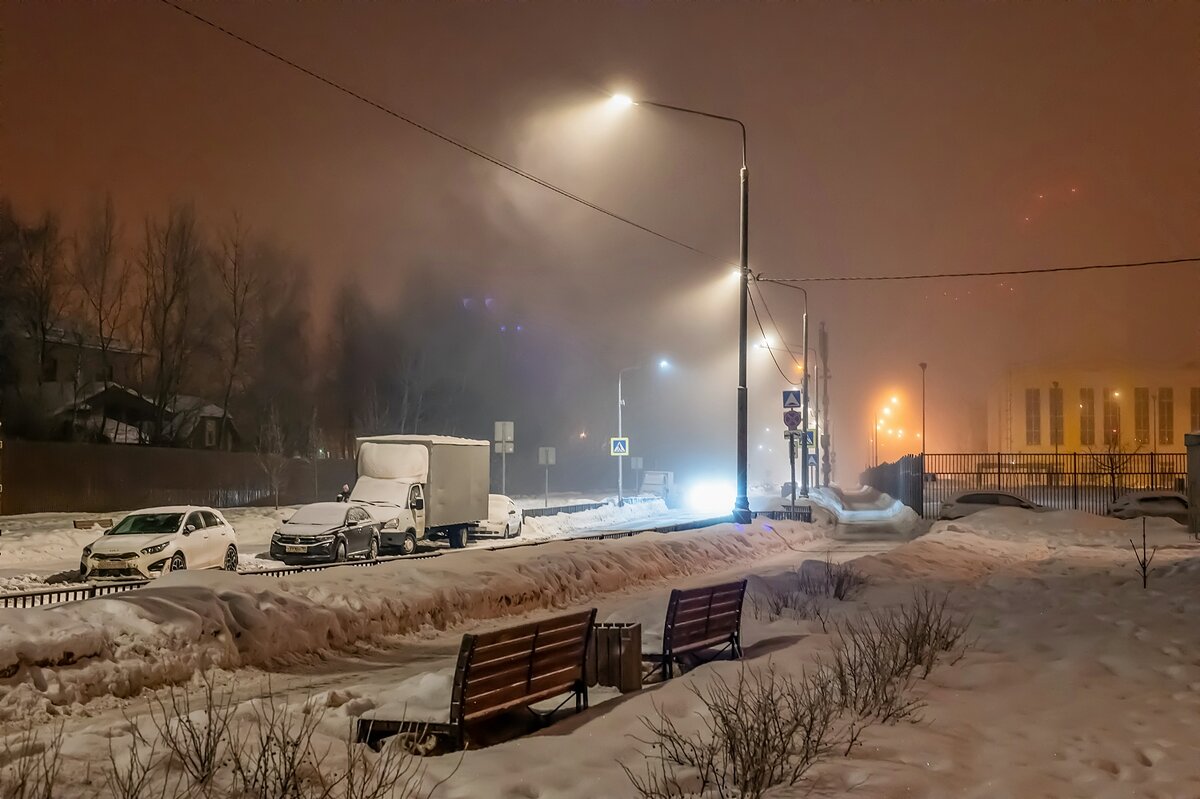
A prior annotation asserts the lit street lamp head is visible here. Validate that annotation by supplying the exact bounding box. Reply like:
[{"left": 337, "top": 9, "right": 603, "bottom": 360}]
[
  {"left": 658, "top": 359, "right": 671, "bottom": 370},
  {"left": 609, "top": 94, "right": 635, "bottom": 109}
]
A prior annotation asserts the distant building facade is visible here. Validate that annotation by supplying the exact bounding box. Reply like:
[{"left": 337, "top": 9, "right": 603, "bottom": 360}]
[{"left": 986, "top": 364, "right": 1200, "bottom": 453}]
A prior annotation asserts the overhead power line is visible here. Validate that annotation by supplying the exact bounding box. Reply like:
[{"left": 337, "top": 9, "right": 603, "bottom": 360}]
[
  {"left": 747, "top": 287, "right": 798, "bottom": 385},
  {"left": 756, "top": 256, "right": 1200, "bottom": 284},
  {"left": 156, "top": 0, "right": 723, "bottom": 265}
]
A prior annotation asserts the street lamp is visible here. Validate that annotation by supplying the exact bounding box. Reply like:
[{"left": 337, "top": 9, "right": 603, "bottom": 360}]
[
  {"left": 617, "top": 359, "right": 670, "bottom": 506},
  {"left": 612, "top": 93, "right": 752, "bottom": 524}
]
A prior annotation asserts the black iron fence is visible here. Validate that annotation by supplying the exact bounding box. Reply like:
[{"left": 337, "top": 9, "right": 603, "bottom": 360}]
[{"left": 863, "top": 452, "right": 1188, "bottom": 519}]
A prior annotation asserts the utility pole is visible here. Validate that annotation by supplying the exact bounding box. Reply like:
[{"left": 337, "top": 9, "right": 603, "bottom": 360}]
[{"left": 819, "top": 322, "right": 831, "bottom": 487}]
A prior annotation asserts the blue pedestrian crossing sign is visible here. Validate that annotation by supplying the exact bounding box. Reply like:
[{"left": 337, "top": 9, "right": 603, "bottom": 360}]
[
  {"left": 610, "top": 437, "right": 630, "bottom": 456},
  {"left": 782, "top": 391, "right": 802, "bottom": 408}
]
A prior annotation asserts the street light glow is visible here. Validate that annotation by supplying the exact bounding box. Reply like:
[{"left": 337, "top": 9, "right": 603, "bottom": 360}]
[
  {"left": 609, "top": 93, "right": 635, "bottom": 109},
  {"left": 883, "top": 407, "right": 892, "bottom": 416},
  {"left": 891, "top": 396, "right": 899, "bottom": 404},
  {"left": 658, "top": 358, "right": 671, "bottom": 370}
]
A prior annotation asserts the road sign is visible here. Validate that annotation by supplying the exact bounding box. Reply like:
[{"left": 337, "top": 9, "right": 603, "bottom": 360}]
[
  {"left": 782, "top": 391, "right": 802, "bottom": 408},
  {"left": 807, "top": 453, "right": 818, "bottom": 467},
  {"left": 630, "top": 456, "right": 644, "bottom": 471},
  {"left": 783, "top": 410, "right": 802, "bottom": 430},
  {"left": 538, "top": 446, "right": 556, "bottom": 466},
  {"left": 610, "top": 437, "right": 629, "bottom": 456},
  {"left": 784, "top": 430, "right": 814, "bottom": 446},
  {"left": 494, "top": 441, "right": 513, "bottom": 454},
  {"left": 494, "top": 421, "right": 514, "bottom": 443}
]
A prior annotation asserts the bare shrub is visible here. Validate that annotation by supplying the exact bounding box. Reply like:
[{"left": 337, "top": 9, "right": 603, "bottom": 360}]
[
  {"left": 623, "top": 665, "right": 840, "bottom": 799},
  {"left": 146, "top": 669, "right": 237, "bottom": 786},
  {"left": 104, "top": 724, "right": 170, "bottom": 799},
  {"left": 820, "top": 588, "right": 970, "bottom": 753},
  {"left": 1130, "top": 518, "right": 1157, "bottom": 589},
  {"left": 0, "top": 719, "right": 64, "bottom": 799},
  {"left": 797, "top": 556, "right": 867, "bottom": 601},
  {"left": 230, "top": 697, "right": 333, "bottom": 799},
  {"left": 341, "top": 728, "right": 438, "bottom": 799},
  {"left": 749, "top": 588, "right": 829, "bottom": 630}
]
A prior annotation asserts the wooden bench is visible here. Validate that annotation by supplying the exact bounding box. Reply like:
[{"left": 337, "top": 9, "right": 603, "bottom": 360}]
[
  {"left": 356, "top": 608, "right": 596, "bottom": 751},
  {"left": 73, "top": 518, "right": 113, "bottom": 530},
  {"left": 644, "top": 579, "right": 747, "bottom": 680}
]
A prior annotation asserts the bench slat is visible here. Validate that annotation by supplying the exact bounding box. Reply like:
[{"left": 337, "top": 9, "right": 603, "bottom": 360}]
[
  {"left": 464, "top": 666, "right": 581, "bottom": 715},
  {"left": 471, "top": 621, "right": 591, "bottom": 664},
  {"left": 465, "top": 645, "right": 586, "bottom": 698},
  {"left": 462, "top": 681, "right": 580, "bottom": 724}
]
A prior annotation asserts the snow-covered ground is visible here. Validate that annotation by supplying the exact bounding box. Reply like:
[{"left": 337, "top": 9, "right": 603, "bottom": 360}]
[{"left": 10, "top": 502, "right": 1198, "bottom": 797}]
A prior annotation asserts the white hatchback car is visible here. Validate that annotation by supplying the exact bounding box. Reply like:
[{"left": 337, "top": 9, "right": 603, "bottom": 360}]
[
  {"left": 1109, "top": 491, "right": 1189, "bottom": 524},
  {"left": 473, "top": 494, "right": 524, "bottom": 538},
  {"left": 81, "top": 506, "right": 239, "bottom": 580},
  {"left": 938, "top": 491, "right": 1044, "bottom": 520}
]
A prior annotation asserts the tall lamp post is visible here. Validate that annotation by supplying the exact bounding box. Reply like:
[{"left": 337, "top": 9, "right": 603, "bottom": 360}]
[
  {"left": 919, "top": 362, "right": 928, "bottom": 459},
  {"left": 617, "top": 359, "right": 670, "bottom": 506},
  {"left": 611, "top": 94, "right": 752, "bottom": 524}
]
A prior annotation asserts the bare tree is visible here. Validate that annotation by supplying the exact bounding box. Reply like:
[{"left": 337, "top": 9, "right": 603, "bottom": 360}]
[
  {"left": 257, "top": 403, "right": 288, "bottom": 508},
  {"left": 71, "top": 195, "right": 128, "bottom": 389},
  {"left": 137, "top": 205, "right": 204, "bottom": 443},
  {"left": 1087, "top": 440, "right": 1142, "bottom": 503},
  {"left": 16, "top": 212, "right": 67, "bottom": 384},
  {"left": 214, "top": 214, "right": 264, "bottom": 450}
]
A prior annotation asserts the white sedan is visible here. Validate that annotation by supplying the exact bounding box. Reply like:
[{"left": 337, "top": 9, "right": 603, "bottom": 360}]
[
  {"left": 81, "top": 506, "right": 239, "bottom": 580},
  {"left": 938, "top": 491, "right": 1044, "bottom": 520},
  {"left": 473, "top": 494, "right": 524, "bottom": 538},
  {"left": 1109, "top": 491, "right": 1189, "bottom": 524}
]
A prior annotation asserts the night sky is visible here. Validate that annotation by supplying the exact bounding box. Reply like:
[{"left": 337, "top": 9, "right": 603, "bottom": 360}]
[{"left": 4, "top": 1, "right": 1198, "bottom": 478}]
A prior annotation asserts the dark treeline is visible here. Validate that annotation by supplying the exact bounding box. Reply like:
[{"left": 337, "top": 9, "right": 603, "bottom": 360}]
[{"left": 0, "top": 197, "right": 601, "bottom": 491}]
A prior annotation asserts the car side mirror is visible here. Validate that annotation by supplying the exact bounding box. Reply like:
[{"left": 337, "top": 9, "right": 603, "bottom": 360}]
[
  {"left": 412, "top": 499, "right": 424, "bottom": 511},
  {"left": 347, "top": 519, "right": 359, "bottom": 528},
  {"left": 184, "top": 524, "right": 196, "bottom": 535}
]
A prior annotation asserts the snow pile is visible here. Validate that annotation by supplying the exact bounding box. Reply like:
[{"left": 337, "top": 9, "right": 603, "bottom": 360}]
[
  {"left": 521, "top": 498, "right": 670, "bottom": 540},
  {"left": 0, "top": 518, "right": 822, "bottom": 716},
  {"left": 806, "top": 485, "right": 922, "bottom": 529}
]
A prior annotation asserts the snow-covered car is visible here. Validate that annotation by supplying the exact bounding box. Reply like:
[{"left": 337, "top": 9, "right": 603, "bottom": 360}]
[
  {"left": 81, "top": 506, "right": 238, "bottom": 579},
  {"left": 938, "top": 491, "right": 1044, "bottom": 520},
  {"left": 473, "top": 494, "right": 523, "bottom": 538},
  {"left": 1109, "top": 491, "right": 1189, "bottom": 524},
  {"left": 269, "top": 502, "right": 381, "bottom": 564}
]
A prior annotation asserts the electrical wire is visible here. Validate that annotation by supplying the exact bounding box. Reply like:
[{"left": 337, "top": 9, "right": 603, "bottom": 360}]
[
  {"left": 756, "top": 256, "right": 1200, "bottom": 284},
  {"left": 751, "top": 278, "right": 806, "bottom": 374},
  {"left": 156, "top": 0, "right": 724, "bottom": 265},
  {"left": 747, "top": 288, "right": 799, "bottom": 385}
]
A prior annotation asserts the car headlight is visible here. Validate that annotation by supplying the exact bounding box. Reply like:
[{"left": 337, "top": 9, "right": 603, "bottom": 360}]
[
  {"left": 82, "top": 545, "right": 92, "bottom": 556},
  {"left": 141, "top": 542, "right": 170, "bottom": 555}
]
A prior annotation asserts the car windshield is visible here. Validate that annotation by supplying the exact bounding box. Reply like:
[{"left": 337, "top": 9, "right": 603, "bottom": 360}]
[
  {"left": 287, "top": 506, "right": 347, "bottom": 526},
  {"left": 109, "top": 513, "right": 183, "bottom": 535}
]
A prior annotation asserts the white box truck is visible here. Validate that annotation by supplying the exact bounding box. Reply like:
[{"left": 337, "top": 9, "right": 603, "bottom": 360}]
[{"left": 350, "top": 435, "right": 490, "bottom": 552}]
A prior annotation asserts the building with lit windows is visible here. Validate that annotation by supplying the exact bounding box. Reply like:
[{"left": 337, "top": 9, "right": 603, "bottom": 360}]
[{"left": 985, "top": 365, "right": 1200, "bottom": 453}]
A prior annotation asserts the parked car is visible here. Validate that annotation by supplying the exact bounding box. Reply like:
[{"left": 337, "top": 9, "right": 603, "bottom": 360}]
[
  {"left": 472, "top": 494, "right": 523, "bottom": 538},
  {"left": 938, "top": 491, "right": 1044, "bottom": 520},
  {"left": 270, "top": 502, "right": 381, "bottom": 564},
  {"left": 1109, "top": 490, "right": 1189, "bottom": 524},
  {"left": 81, "top": 506, "right": 238, "bottom": 579}
]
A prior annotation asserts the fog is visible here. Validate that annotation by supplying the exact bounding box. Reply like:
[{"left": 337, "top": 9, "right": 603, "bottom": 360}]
[{"left": 3, "top": 1, "right": 1198, "bottom": 492}]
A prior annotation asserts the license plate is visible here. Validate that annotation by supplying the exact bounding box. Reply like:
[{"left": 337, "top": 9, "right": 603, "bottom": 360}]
[
  {"left": 285, "top": 545, "right": 307, "bottom": 554},
  {"left": 103, "top": 559, "right": 133, "bottom": 568}
]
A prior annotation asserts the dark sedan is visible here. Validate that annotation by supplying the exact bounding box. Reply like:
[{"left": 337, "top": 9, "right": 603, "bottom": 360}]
[{"left": 270, "top": 503, "right": 380, "bottom": 564}]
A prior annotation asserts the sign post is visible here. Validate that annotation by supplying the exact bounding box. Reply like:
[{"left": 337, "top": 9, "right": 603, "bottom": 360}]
[
  {"left": 784, "top": 408, "right": 801, "bottom": 513},
  {"left": 494, "top": 421, "right": 514, "bottom": 495},
  {"left": 538, "top": 446, "right": 556, "bottom": 509}
]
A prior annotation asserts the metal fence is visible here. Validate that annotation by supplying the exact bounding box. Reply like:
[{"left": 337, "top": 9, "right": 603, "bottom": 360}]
[
  {"left": 863, "top": 452, "right": 1188, "bottom": 519},
  {"left": 0, "top": 439, "right": 356, "bottom": 514},
  {"left": 0, "top": 512, "right": 737, "bottom": 609}
]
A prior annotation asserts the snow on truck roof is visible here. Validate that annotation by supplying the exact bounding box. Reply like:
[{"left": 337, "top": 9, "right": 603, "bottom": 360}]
[{"left": 354, "top": 435, "right": 488, "bottom": 446}]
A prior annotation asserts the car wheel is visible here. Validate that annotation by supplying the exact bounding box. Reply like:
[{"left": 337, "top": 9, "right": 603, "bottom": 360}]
[
  {"left": 400, "top": 532, "right": 417, "bottom": 556},
  {"left": 170, "top": 552, "right": 187, "bottom": 572},
  {"left": 367, "top": 537, "right": 379, "bottom": 561},
  {"left": 512, "top": 521, "right": 522, "bottom": 537},
  {"left": 333, "top": 541, "right": 347, "bottom": 563},
  {"left": 223, "top": 545, "right": 239, "bottom": 572},
  {"left": 448, "top": 527, "right": 467, "bottom": 549}
]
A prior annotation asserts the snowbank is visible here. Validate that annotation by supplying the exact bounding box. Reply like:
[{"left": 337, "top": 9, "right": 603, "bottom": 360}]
[
  {"left": 0, "top": 518, "right": 823, "bottom": 717},
  {"left": 521, "top": 498, "right": 669, "bottom": 539}
]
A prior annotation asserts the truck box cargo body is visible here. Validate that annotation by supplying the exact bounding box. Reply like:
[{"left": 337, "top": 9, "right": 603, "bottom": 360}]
[{"left": 350, "top": 435, "right": 489, "bottom": 551}]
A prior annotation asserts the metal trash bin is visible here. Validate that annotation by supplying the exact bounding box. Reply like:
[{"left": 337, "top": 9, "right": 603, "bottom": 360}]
[{"left": 587, "top": 622, "right": 642, "bottom": 693}]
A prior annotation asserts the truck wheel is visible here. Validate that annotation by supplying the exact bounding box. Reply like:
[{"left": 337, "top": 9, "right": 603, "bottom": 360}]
[
  {"left": 448, "top": 527, "right": 468, "bottom": 549},
  {"left": 400, "top": 532, "right": 417, "bottom": 556}
]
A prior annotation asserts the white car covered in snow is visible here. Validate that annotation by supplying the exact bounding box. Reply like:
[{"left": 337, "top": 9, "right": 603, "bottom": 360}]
[
  {"left": 471, "top": 494, "right": 523, "bottom": 538},
  {"left": 938, "top": 491, "right": 1044, "bottom": 520},
  {"left": 1109, "top": 490, "right": 1189, "bottom": 524},
  {"left": 80, "top": 506, "right": 239, "bottom": 580}
]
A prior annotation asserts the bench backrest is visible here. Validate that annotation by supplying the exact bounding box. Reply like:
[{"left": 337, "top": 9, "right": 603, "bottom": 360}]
[
  {"left": 450, "top": 608, "right": 596, "bottom": 727},
  {"left": 662, "top": 579, "right": 747, "bottom": 656}
]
